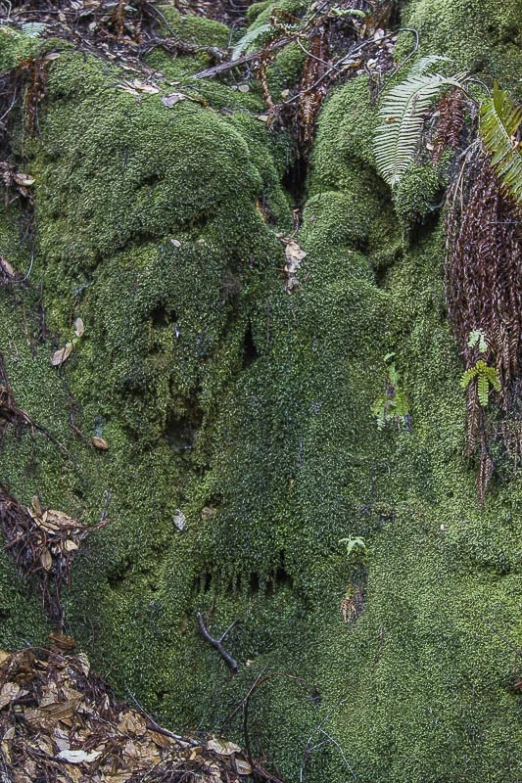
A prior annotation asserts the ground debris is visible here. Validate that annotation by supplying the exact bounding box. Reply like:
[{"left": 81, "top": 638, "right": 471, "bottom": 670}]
[
  {"left": 0, "top": 646, "right": 264, "bottom": 782},
  {"left": 0, "top": 486, "right": 108, "bottom": 626}
]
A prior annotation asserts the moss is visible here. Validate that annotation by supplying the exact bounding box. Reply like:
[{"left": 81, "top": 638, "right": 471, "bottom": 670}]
[
  {"left": 5, "top": 2, "right": 522, "bottom": 781},
  {"left": 393, "top": 163, "right": 444, "bottom": 225},
  {"left": 0, "top": 26, "right": 41, "bottom": 70},
  {"left": 402, "top": 0, "right": 522, "bottom": 90},
  {"left": 157, "top": 6, "right": 231, "bottom": 48}
]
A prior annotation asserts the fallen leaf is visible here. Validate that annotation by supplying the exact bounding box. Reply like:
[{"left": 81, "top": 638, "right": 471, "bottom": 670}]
[
  {"left": 51, "top": 343, "right": 73, "bottom": 366},
  {"left": 41, "top": 699, "right": 81, "bottom": 721},
  {"left": 235, "top": 756, "right": 253, "bottom": 775},
  {"left": 63, "top": 540, "right": 79, "bottom": 552},
  {"left": 74, "top": 318, "right": 84, "bottom": 338},
  {"left": 0, "top": 651, "right": 11, "bottom": 666},
  {"left": 285, "top": 240, "right": 307, "bottom": 273},
  {"left": 56, "top": 749, "right": 101, "bottom": 764},
  {"left": 161, "top": 93, "right": 187, "bottom": 108},
  {"left": 13, "top": 172, "right": 35, "bottom": 187},
  {"left": 206, "top": 737, "right": 241, "bottom": 756},
  {"left": 0, "top": 682, "right": 20, "bottom": 709},
  {"left": 91, "top": 436, "right": 109, "bottom": 451},
  {"left": 41, "top": 548, "right": 53, "bottom": 571},
  {"left": 237, "top": 84, "right": 250, "bottom": 93},
  {"left": 171, "top": 239, "right": 181, "bottom": 248},
  {"left": 173, "top": 510, "right": 186, "bottom": 531}
]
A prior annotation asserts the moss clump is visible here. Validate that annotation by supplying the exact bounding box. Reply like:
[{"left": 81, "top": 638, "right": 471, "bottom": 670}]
[
  {"left": 403, "top": 0, "right": 522, "bottom": 89},
  {"left": 157, "top": 6, "right": 231, "bottom": 48}
]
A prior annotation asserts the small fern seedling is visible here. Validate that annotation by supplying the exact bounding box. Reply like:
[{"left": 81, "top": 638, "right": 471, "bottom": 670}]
[{"left": 460, "top": 360, "right": 501, "bottom": 406}]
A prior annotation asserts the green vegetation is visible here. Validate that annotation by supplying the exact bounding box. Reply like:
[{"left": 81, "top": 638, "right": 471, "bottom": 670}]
[{"left": 2, "top": 2, "right": 522, "bottom": 782}]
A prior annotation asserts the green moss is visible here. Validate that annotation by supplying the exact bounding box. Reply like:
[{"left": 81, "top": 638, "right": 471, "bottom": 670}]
[
  {"left": 4, "top": 3, "right": 522, "bottom": 781},
  {"left": 402, "top": 0, "right": 522, "bottom": 90},
  {"left": 157, "top": 6, "right": 231, "bottom": 48},
  {"left": 0, "top": 26, "right": 41, "bottom": 70},
  {"left": 393, "top": 163, "right": 443, "bottom": 225}
]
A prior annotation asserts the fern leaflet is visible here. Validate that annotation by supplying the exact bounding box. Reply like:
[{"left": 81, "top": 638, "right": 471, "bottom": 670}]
[
  {"left": 374, "top": 73, "right": 465, "bottom": 186},
  {"left": 479, "top": 84, "right": 522, "bottom": 202},
  {"left": 232, "top": 23, "right": 272, "bottom": 61}
]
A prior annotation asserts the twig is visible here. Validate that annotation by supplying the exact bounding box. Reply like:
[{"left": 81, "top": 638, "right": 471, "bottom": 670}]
[
  {"left": 196, "top": 611, "right": 239, "bottom": 674},
  {"left": 125, "top": 687, "right": 201, "bottom": 748},
  {"left": 191, "top": 36, "right": 291, "bottom": 79}
]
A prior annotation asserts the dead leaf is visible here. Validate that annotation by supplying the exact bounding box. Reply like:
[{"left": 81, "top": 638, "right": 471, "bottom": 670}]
[
  {"left": 171, "top": 239, "right": 181, "bottom": 248},
  {"left": 51, "top": 343, "right": 73, "bottom": 366},
  {"left": 0, "top": 682, "right": 20, "bottom": 709},
  {"left": 63, "top": 540, "right": 79, "bottom": 552},
  {"left": 206, "top": 737, "right": 241, "bottom": 756},
  {"left": 235, "top": 756, "right": 253, "bottom": 775},
  {"left": 161, "top": 92, "right": 187, "bottom": 108},
  {"left": 13, "top": 172, "right": 34, "bottom": 187},
  {"left": 74, "top": 318, "right": 84, "bottom": 338},
  {"left": 91, "top": 436, "right": 109, "bottom": 451},
  {"left": 0, "top": 650, "right": 11, "bottom": 666},
  {"left": 40, "top": 548, "right": 53, "bottom": 571},
  {"left": 56, "top": 749, "right": 101, "bottom": 764}
]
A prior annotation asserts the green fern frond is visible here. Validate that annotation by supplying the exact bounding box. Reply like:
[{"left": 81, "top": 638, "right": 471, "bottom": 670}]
[
  {"left": 374, "top": 73, "right": 465, "bottom": 186},
  {"left": 477, "top": 374, "right": 489, "bottom": 406},
  {"left": 232, "top": 23, "right": 272, "bottom": 61},
  {"left": 460, "top": 366, "right": 479, "bottom": 388},
  {"left": 408, "top": 55, "right": 452, "bottom": 76},
  {"left": 480, "top": 84, "right": 522, "bottom": 201},
  {"left": 467, "top": 329, "right": 488, "bottom": 353}
]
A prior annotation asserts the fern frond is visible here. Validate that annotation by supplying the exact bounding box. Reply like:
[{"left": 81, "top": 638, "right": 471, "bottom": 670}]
[
  {"left": 409, "top": 55, "right": 452, "bottom": 76},
  {"left": 479, "top": 85, "right": 522, "bottom": 201},
  {"left": 461, "top": 366, "right": 479, "bottom": 388},
  {"left": 477, "top": 374, "right": 489, "bottom": 406},
  {"left": 232, "top": 23, "right": 272, "bottom": 60},
  {"left": 374, "top": 73, "right": 465, "bottom": 186}
]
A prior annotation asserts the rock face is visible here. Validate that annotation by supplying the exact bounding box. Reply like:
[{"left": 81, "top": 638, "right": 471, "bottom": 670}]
[{"left": 1, "top": 1, "right": 522, "bottom": 781}]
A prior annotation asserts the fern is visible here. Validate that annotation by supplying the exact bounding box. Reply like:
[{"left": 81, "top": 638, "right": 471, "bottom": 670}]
[
  {"left": 467, "top": 329, "right": 488, "bottom": 353},
  {"left": 460, "top": 359, "right": 501, "bottom": 407},
  {"left": 374, "top": 72, "right": 465, "bottom": 186},
  {"left": 232, "top": 23, "right": 272, "bottom": 61},
  {"left": 479, "top": 84, "right": 522, "bottom": 202},
  {"left": 408, "top": 55, "right": 452, "bottom": 77}
]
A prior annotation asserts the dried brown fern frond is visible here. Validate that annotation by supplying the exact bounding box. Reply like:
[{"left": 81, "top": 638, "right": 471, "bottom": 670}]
[
  {"left": 297, "top": 30, "right": 330, "bottom": 153},
  {"left": 446, "top": 150, "right": 522, "bottom": 497},
  {"left": 432, "top": 88, "right": 466, "bottom": 163}
]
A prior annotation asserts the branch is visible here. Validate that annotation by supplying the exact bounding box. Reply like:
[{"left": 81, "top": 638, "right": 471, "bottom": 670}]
[
  {"left": 191, "top": 37, "right": 291, "bottom": 80},
  {"left": 196, "top": 611, "right": 239, "bottom": 674}
]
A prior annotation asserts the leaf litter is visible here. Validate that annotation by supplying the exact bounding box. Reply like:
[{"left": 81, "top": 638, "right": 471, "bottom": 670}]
[{"left": 0, "top": 644, "right": 260, "bottom": 783}]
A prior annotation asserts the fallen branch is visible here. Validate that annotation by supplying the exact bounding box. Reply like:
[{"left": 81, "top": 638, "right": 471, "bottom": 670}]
[
  {"left": 196, "top": 611, "right": 239, "bottom": 674},
  {"left": 191, "top": 37, "right": 292, "bottom": 79}
]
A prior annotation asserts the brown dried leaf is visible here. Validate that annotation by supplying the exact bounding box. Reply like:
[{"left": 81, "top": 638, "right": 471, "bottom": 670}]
[
  {"left": 0, "top": 682, "right": 21, "bottom": 709},
  {"left": 51, "top": 343, "right": 73, "bottom": 366},
  {"left": 13, "top": 172, "right": 35, "bottom": 187},
  {"left": 206, "top": 737, "right": 241, "bottom": 756},
  {"left": 161, "top": 92, "right": 187, "bottom": 108},
  {"left": 91, "top": 436, "right": 109, "bottom": 451},
  {"left": 74, "top": 318, "right": 84, "bottom": 338},
  {"left": 40, "top": 548, "right": 53, "bottom": 571}
]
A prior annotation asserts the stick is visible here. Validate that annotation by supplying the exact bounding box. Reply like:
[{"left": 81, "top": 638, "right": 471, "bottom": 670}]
[
  {"left": 196, "top": 611, "right": 239, "bottom": 674},
  {"left": 191, "top": 37, "right": 291, "bottom": 80},
  {"left": 125, "top": 687, "right": 201, "bottom": 748}
]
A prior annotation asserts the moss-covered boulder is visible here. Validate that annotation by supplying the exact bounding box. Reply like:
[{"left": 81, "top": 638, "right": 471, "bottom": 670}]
[{"left": 2, "top": 2, "right": 522, "bottom": 781}]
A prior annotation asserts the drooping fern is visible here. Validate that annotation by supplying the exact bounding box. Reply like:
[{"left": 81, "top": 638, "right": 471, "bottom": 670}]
[
  {"left": 479, "top": 84, "right": 522, "bottom": 202},
  {"left": 374, "top": 71, "right": 465, "bottom": 186}
]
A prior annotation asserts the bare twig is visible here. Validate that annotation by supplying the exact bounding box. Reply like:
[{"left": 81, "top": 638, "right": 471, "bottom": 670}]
[
  {"left": 196, "top": 611, "right": 239, "bottom": 674},
  {"left": 125, "top": 687, "right": 201, "bottom": 748}
]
